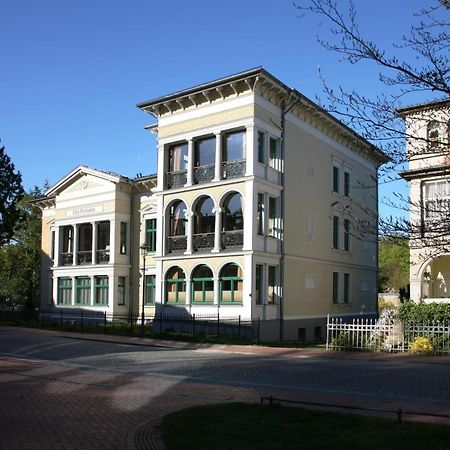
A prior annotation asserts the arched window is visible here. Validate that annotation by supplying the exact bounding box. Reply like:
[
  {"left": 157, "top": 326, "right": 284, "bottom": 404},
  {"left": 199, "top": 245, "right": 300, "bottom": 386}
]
[
  {"left": 194, "top": 197, "right": 215, "bottom": 234},
  {"left": 427, "top": 120, "right": 440, "bottom": 150},
  {"left": 191, "top": 265, "right": 214, "bottom": 303},
  {"left": 165, "top": 266, "right": 186, "bottom": 304},
  {"left": 169, "top": 200, "right": 187, "bottom": 236},
  {"left": 222, "top": 192, "right": 243, "bottom": 231},
  {"left": 219, "top": 263, "right": 243, "bottom": 304}
]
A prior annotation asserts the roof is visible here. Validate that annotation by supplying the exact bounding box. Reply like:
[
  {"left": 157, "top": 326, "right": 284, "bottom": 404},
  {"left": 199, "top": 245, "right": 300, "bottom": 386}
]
[
  {"left": 400, "top": 163, "right": 450, "bottom": 181},
  {"left": 397, "top": 98, "right": 450, "bottom": 116},
  {"left": 137, "top": 67, "right": 389, "bottom": 166}
]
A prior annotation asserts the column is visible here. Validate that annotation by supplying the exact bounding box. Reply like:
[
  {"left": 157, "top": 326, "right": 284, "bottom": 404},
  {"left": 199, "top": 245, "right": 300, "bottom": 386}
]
[
  {"left": 90, "top": 275, "right": 95, "bottom": 306},
  {"left": 212, "top": 206, "right": 222, "bottom": 253},
  {"left": 213, "top": 131, "right": 222, "bottom": 182},
  {"left": 109, "top": 220, "right": 116, "bottom": 264},
  {"left": 184, "top": 210, "right": 193, "bottom": 255},
  {"left": 72, "top": 224, "right": 79, "bottom": 266},
  {"left": 54, "top": 226, "right": 60, "bottom": 267},
  {"left": 213, "top": 276, "right": 220, "bottom": 305},
  {"left": 185, "top": 276, "right": 192, "bottom": 306},
  {"left": 185, "top": 139, "right": 194, "bottom": 186},
  {"left": 91, "top": 221, "right": 97, "bottom": 265},
  {"left": 157, "top": 143, "right": 165, "bottom": 191},
  {"left": 245, "top": 125, "right": 255, "bottom": 177}
]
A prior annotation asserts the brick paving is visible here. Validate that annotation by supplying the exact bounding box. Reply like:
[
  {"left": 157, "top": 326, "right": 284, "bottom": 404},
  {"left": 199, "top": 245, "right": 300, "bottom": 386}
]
[{"left": 2, "top": 328, "right": 450, "bottom": 449}]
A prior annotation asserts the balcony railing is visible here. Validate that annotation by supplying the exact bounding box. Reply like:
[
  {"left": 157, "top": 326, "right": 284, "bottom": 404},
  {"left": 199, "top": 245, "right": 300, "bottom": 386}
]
[
  {"left": 167, "top": 170, "right": 187, "bottom": 189},
  {"left": 221, "top": 230, "right": 244, "bottom": 249},
  {"left": 222, "top": 159, "right": 245, "bottom": 179},
  {"left": 167, "top": 235, "right": 187, "bottom": 253},
  {"left": 193, "top": 232, "right": 215, "bottom": 251},
  {"left": 193, "top": 164, "right": 215, "bottom": 184},
  {"left": 60, "top": 252, "right": 73, "bottom": 266},
  {"left": 77, "top": 250, "right": 92, "bottom": 265},
  {"left": 96, "top": 249, "right": 110, "bottom": 264}
]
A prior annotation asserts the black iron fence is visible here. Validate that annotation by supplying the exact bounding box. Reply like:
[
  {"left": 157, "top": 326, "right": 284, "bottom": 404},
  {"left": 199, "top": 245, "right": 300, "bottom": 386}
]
[{"left": 16, "top": 309, "right": 261, "bottom": 343}]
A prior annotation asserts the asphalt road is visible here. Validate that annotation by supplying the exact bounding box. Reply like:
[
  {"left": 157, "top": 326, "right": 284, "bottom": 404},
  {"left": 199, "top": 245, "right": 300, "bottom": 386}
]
[{"left": 2, "top": 327, "right": 450, "bottom": 409}]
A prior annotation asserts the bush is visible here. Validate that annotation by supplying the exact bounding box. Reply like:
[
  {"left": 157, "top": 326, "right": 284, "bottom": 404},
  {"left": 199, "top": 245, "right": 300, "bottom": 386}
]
[
  {"left": 410, "top": 336, "right": 433, "bottom": 354},
  {"left": 398, "top": 302, "right": 450, "bottom": 323},
  {"left": 378, "top": 298, "right": 396, "bottom": 311}
]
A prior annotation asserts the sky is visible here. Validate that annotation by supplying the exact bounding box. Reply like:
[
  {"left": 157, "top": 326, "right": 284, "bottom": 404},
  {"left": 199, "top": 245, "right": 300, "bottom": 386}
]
[{"left": 0, "top": 0, "right": 439, "bottom": 220}]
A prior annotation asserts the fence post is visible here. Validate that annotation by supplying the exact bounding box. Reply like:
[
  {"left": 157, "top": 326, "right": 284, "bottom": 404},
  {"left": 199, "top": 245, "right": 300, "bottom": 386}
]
[
  {"left": 81, "top": 310, "right": 84, "bottom": 333},
  {"left": 104, "top": 311, "right": 107, "bottom": 333},
  {"left": 238, "top": 315, "right": 241, "bottom": 341},
  {"left": 326, "top": 315, "right": 329, "bottom": 350},
  {"left": 257, "top": 317, "right": 260, "bottom": 344},
  {"left": 217, "top": 311, "right": 220, "bottom": 338},
  {"left": 192, "top": 314, "right": 196, "bottom": 337}
]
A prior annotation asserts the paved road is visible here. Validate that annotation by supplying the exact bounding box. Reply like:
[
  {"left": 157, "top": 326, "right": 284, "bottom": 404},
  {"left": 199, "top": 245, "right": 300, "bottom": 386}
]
[{"left": 1, "top": 327, "right": 450, "bottom": 449}]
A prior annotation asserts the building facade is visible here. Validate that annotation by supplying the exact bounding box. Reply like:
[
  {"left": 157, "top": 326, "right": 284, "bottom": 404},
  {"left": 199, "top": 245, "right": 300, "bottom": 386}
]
[
  {"left": 38, "top": 68, "right": 387, "bottom": 341},
  {"left": 400, "top": 99, "right": 450, "bottom": 303}
]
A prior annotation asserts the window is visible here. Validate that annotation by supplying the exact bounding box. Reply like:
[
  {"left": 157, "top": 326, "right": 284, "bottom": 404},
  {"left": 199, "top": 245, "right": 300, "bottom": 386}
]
[
  {"left": 118, "top": 277, "right": 126, "bottom": 305},
  {"left": 169, "top": 201, "right": 187, "bottom": 236},
  {"left": 194, "top": 196, "right": 215, "bottom": 234},
  {"left": 168, "top": 142, "right": 188, "bottom": 172},
  {"left": 191, "top": 265, "right": 214, "bottom": 303},
  {"left": 78, "top": 223, "right": 92, "bottom": 252},
  {"left": 344, "top": 273, "right": 350, "bottom": 304},
  {"left": 62, "top": 226, "right": 73, "bottom": 253},
  {"left": 166, "top": 266, "right": 186, "bottom": 304},
  {"left": 145, "top": 218, "right": 157, "bottom": 252},
  {"left": 424, "top": 180, "right": 450, "bottom": 219},
  {"left": 94, "top": 276, "right": 109, "bottom": 306},
  {"left": 269, "top": 137, "right": 280, "bottom": 170},
  {"left": 332, "top": 216, "right": 339, "bottom": 249},
  {"left": 220, "top": 263, "right": 243, "bottom": 303},
  {"left": 314, "top": 326, "right": 322, "bottom": 340},
  {"left": 333, "top": 165, "right": 340, "bottom": 193},
  {"left": 344, "top": 219, "right": 350, "bottom": 251},
  {"left": 97, "top": 221, "right": 110, "bottom": 251},
  {"left": 145, "top": 275, "right": 156, "bottom": 305},
  {"left": 427, "top": 120, "right": 440, "bottom": 150},
  {"left": 223, "top": 131, "right": 245, "bottom": 162},
  {"left": 257, "top": 193, "right": 265, "bottom": 235},
  {"left": 268, "top": 197, "right": 278, "bottom": 237},
  {"left": 255, "top": 264, "right": 263, "bottom": 305},
  {"left": 258, "top": 131, "right": 265, "bottom": 164},
  {"left": 195, "top": 136, "right": 215, "bottom": 167},
  {"left": 222, "top": 192, "right": 243, "bottom": 231},
  {"left": 344, "top": 171, "right": 350, "bottom": 197},
  {"left": 57, "top": 278, "right": 72, "bottom": 305},
  {"left": 75, "top": 277, "right": 91, "bottom": 305},
  {"left": 268, "top": 266, "right": 277, "bottom": 304},
  {"left": 120, "top": 222, "right": 127, "bottom": 254},
  {"left": 332, "top": 272, "right": 339, "bottom": 304}
]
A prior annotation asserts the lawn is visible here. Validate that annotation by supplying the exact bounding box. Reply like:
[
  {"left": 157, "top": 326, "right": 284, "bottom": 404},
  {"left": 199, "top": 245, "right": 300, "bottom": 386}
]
[{"left": 160, "top": 403, "right": 450, "bottom": 450}]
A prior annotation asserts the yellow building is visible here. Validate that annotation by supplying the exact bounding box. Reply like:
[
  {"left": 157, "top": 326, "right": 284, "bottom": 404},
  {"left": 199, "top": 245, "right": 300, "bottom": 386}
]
[{"left": 38, "top": 68, "right": 387, "bottom": 341}]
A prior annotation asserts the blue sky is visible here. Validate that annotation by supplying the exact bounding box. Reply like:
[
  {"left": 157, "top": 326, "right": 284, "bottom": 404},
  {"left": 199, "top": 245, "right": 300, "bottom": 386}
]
[{"left": 0, "top": 0, "right": 437, "bottom": 220}]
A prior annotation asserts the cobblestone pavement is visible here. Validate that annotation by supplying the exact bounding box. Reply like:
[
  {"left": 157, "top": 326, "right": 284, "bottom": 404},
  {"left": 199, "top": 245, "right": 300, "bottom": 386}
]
[{"left": 2, "top": 327, "right": 450, "bottom": 449}]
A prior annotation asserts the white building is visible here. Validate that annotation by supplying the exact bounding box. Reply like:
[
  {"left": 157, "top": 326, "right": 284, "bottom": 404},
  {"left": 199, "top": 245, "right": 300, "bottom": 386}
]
[
  {"left": 38, "top": 68, "right": 387, "bottom": 341},
  {"left": 400, "top": 99, "right": 450, "bottom": 303}
]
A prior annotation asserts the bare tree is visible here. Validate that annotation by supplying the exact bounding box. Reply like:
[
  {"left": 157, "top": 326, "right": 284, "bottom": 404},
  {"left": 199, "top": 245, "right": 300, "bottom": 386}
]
[{"left": 294, "top": 1, "right": 450, "bottom": 250}]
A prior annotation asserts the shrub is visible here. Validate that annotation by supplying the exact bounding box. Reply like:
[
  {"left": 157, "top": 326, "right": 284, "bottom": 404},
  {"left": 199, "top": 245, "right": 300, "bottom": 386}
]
[
  {"left": 410, "top": 336, "right": 433, "bottom": 355},
  {"left": 398, "top": 302, "right": 450, "bottom": 323},
  {"left": 378, "top": 298, "right": 396, "bottom": 311}
]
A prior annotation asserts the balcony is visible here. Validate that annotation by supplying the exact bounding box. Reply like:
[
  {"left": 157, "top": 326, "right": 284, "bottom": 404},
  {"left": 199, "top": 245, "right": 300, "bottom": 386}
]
[
  {"left": 167, "top": 170, "right": 187, "bottom": 189},
  {"left": 193, "top": 164, "right": 215, "bottom": 184},
  {"left": 167, "top": 235, "right": 187, "bottom": 253},
  {"left": 193, "top": 232, "right": 215, "bottom": 252},
  {"left": 222, "top": 159, "right": 245, "bottom": 179},
  {"left": 221, "top": 230, "right": 244, "bottom": 249},
  {"left": 77, "top": 251, "right": 92, "bottom": 265}
]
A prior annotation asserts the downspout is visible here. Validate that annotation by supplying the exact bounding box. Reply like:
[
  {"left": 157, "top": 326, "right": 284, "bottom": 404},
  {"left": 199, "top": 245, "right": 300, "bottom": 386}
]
[{"left": 375, "top": 167, "right": 379, "bottom": 319}]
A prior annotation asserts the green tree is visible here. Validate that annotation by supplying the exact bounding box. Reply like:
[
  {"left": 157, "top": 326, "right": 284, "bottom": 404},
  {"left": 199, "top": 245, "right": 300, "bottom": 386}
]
[
  {"left": 378, "top": 235, "right": 409, "bottom": 293},
  {"left": 0, "top": 144, "right": 24, "bottom": 246},
  {"left": 0, "top": 186, "right": 43, "bottom": 309}
]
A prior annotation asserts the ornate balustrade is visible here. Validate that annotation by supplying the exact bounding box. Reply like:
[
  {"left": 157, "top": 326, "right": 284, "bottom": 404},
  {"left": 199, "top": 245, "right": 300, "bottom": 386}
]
[
  {"left": 193, "top": 164, "right": 215, "bottom": 184},
  {"left": 77, "top": 251, "right": 92, "bottom": 265},
  {"left": 166, "top": 170, "right": 187, "bottom": 189},
  {"left": 222, "top": 159, "right": 245, "bottom": 179},
  {"left": 96, "top": 250, "right": 110, "bottom": 264},
  {"left": 167, "top": 235, "right": 187, "bottom": 253},
  {"left": 193, "top": 232, "right": 215, "bottom": 251},
  {"left": 60, "top": 252, "right": 73, "bottom": 266},
  {"left": 221, "top": 230, "right": 244, "bottom": 249}
]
